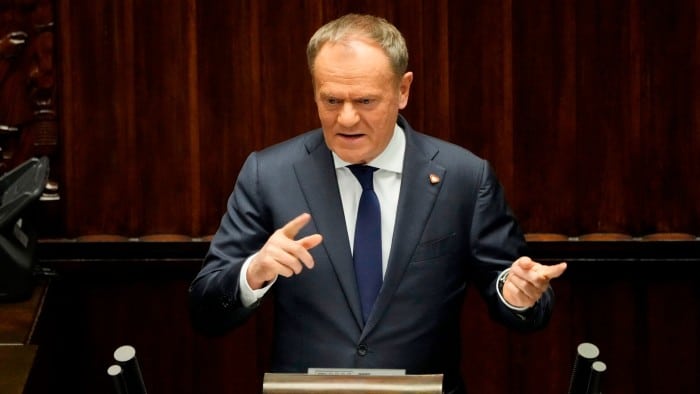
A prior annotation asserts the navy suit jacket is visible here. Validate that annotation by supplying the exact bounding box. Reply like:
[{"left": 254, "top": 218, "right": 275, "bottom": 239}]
[{"left": 189, "top": 115, "right": 555, "bottom": 393}]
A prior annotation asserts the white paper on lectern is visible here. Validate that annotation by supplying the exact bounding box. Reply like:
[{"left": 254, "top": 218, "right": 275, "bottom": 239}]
[{"left": 307, "top": 368, "right": 406, "bottom": 376}]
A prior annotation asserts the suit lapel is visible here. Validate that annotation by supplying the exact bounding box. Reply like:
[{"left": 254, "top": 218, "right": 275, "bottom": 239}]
[
  {"left": 294, "top": 133, "right": 365, "bottom": 329},
  {"left": 362, "top": 125, "right": 446, "bottom": 337}
]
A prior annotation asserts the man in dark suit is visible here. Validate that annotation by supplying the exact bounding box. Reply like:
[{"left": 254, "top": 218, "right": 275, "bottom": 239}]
[{"left": 189, "top": 13, "right": 567, "bottom": 394}]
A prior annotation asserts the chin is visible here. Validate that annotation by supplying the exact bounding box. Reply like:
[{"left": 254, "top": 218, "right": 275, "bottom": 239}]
[{"left": 334, "top": 151, "right": 366, "bottom": 164}]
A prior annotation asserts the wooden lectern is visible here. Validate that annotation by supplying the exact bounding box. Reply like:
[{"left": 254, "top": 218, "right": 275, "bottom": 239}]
[{"left": 262, "top": 372, "right": 443, "bottom": 393}]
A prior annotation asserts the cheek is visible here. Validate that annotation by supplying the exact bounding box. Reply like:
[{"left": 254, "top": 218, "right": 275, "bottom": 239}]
[
  {"left": 364, "top": 108, "right": 391, "bottom": 128},
  {"left": 316, "top": 106, "right": 335, "bottom": 123}
]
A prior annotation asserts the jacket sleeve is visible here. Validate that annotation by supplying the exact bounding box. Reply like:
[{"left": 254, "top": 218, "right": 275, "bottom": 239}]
[
  {"left": 189, "top": 152, "right": 271, "bottom": 336},
  {"left": 469, "top": 161, "right": 555, "bottom": 332}
]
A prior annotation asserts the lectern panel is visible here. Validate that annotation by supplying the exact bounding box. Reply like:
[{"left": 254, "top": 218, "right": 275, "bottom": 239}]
[{"left": 262, "top": 373, "right": 443, "bottom": 394}]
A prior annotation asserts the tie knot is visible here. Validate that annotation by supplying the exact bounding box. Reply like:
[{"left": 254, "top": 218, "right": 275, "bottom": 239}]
[{"left": 348, "top": 165, "right": 377, "bottom": 191}]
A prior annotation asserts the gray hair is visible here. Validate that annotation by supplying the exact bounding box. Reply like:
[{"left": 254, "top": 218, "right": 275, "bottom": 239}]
[{"left": 306, "top": 13, "right": 409, "bottom": 80}]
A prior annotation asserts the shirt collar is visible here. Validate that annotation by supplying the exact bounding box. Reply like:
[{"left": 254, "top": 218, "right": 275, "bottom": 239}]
[{"left": 332, "top": 123, "right": 405, "bottom": 174}]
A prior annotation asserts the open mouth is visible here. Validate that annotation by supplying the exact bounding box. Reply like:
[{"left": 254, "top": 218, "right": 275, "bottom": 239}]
[{"left": 339, "top": 133, "right": 364, "bottom": 140}]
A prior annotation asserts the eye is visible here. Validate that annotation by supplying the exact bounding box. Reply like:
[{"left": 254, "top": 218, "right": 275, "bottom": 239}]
[
  {"left": 358, "top": 98, "right": 373, "bottom": 105},
  {"left": 326, "top": 98, "right": 340, "bottom": 105}
]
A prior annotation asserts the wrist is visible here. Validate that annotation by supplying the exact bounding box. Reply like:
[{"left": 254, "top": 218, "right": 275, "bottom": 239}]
[{"left": 496, "top": 269, "right": 530, "bottom": 312}]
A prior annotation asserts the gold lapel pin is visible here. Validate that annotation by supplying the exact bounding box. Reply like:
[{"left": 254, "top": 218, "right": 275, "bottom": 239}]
[{"left": 429, "top": 174, "right": 440, "bottom": 184}]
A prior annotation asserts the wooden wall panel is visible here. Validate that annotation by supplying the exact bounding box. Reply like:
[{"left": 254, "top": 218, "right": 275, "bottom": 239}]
[
  {"left": 511, "top": 1, "right": 578, "bottom": 233},
  {"left": 195, "top": 1, "right": 263, "bottom": 232},
  {"left": 572, "top": 0, "right": 638, "bottom": 234},
  {"left": 57, "top": 0, "right": 199, "bottom": 236},
  {"left": 50, "top": 0, "right": 700, "bottom": 238},
  {"left": 639, "top": 0, "right": 700, "bottom": 233},
  {"left": 131, "top": 1, "right": 199, "bottom": 234},
  {"left": 58, "top": 0, "right": 136, "bottom": 236},
  {"left": 446, "top": 0, "right": 516, "bottom": 200},
  {"left": 646, "top": 281, "right": 700, "bottom": 392}
]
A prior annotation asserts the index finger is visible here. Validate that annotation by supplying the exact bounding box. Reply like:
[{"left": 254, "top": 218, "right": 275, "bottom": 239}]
[
  {"left": 280, "top": 213, "right": 312, "bottom": 239},
  {"left": 539, "top": 262, "right": 568, "bottom": 280}
]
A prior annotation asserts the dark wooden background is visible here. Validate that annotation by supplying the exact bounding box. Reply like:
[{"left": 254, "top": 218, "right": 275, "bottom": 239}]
[
  {"left": 1, "top": 0, "right": 698, "bottom": 393},
  {"left": 47, "top": 0, "right": 699, "bottom": 239}
]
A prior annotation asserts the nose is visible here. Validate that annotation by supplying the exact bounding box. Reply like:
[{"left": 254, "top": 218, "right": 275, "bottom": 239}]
[{"left": 337, "top": 102, "right": 359, "bottom": 127}]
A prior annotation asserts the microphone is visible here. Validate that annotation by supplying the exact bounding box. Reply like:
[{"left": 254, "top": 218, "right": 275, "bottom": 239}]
[
  {"left": 107, "top": 364, "right": 129, "bottom": 394},
  {"left": 586, "top": 360, "right": 607, "bottom": 394},
  {"left": 112, "top": 345, "right": 148, "bottom": 394},
  {"left": 567, "top": 342, "right": 600, "bottom": 394}
]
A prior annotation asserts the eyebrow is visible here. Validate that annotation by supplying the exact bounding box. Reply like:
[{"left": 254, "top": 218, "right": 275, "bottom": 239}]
[{"left": 318, "top": 92, "right": 380, "bottom": 100}]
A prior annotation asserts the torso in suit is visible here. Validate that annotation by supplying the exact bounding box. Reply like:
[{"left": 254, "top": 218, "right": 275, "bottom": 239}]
[{"left": 189, "top": 115, "right": 555, "bottom": 393}]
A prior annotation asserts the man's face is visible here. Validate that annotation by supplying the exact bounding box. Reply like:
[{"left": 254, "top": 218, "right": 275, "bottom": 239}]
[{"left": 312, "top": 38, "right": 412, "bottom": 164}]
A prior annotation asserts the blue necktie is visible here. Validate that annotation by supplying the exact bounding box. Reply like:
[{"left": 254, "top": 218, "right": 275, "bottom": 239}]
[{"left": 348, "top": 165, "right": 382, "bottom": 323}]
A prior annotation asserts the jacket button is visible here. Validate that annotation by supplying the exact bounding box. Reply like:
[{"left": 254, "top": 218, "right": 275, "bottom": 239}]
[
  {"left": 220, "top": 295, "right": 232, "bottom": 309},
  {"left": 357, "top": 344, "right": 368, "bottom": 356}
]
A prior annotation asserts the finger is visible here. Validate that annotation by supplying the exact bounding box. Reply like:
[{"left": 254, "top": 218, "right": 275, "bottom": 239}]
[
  {"left": 540, "top": 262, "right": 567, "bottom": 280},
  {"left": 503, "top": 279, "right": 537, "bottom": 308},
  {"left": 276, "top": 264, "right": 297, "bottom": 278},
  {"left": 269, "top": 255, "right": 304, "bottom": 277},
  {"left": 296, "top": 234, "right": 323, "bottom": 269},
  {"left": 298, "top": 233, "right": 323, "bottom": 250},
  {"left": 255, "top": 256, "right": 296, "bottom": 279},
  {"left": 261, "top": 241, "right": 306, "bottom": 274},
  {"left": 247, "top": 251, "right": 298, "bottom": 288},
  {"left": 508, "top": 257, "right": 534, "bottom": 278},
  {"left": 514, "top": 256, "right": 535, "bottom": 270},
  {"left": 506, "top": 272, "right": 539, "bottom": 298},
  {"left": 258, "top": 246, "right": 296, "bottom": 273},
  {"left": 280, "top": 213, "right": 312, "bottom": 238}
]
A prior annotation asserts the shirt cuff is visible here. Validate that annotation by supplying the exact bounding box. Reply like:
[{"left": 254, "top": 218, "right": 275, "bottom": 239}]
[
  {"left": 496, "top": 268, "right": 530, "bottom": 312},
  {"left": 239, "top": 252, "right": 276, "bottom": 307}
]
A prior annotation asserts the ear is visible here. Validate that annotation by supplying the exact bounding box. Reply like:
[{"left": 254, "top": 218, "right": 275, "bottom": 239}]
[{"left": 398, "top": 72, "right": 413, "bottom": 109}]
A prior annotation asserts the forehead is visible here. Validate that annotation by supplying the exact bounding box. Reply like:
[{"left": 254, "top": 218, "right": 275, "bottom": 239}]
[{"left": 313, "top": 39, "right": 395, "bottom": 89}]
